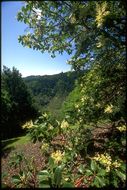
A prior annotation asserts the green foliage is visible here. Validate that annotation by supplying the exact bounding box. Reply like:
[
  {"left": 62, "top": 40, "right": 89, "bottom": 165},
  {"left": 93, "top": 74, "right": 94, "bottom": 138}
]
[
  {"left": 9, "top": 152, "right": 24, "bottom": 168},
  {"left": 2, "top": 135, "right": 31, "bottom": 151},
  {"left": 38, "top": 165, "right": 64, "bottom": 188},
  {"left": 17, "top": 1, "right": 125, "bottom": 65},
  {"left": 63, "top": 60, "right": 126, "bottom": 124},
  {"left": 3, "top": 115, "right": 126, "bottom": 188},
  {"left": 1, "top": 66, "right": 39, "bottom": 139},
  {"left": 6, "top": 1, "right": 126, "bottom": 188},
  {"left": 10, "top": 151, "right": 39, "bottom": 188},
  {"left": 61, "top": 84, "right": 82, "bottom": 122},
  {"left": 24, "top": 112, "right": 60, "bottom": 143},
  {"left": 38, "top": 152, "right": 74, "bottom": 188},
  {"left": 87, "top": 157, "right": 126, "bottom": 188},
  {"left": 104, "top": 121, "right": 126, "bottom": 159},
  {"left": 17, "top": 1, "right": 126, "bottom": 124}
]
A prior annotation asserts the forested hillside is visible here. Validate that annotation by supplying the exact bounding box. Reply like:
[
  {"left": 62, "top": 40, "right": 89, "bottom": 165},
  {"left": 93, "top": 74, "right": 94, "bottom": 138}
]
[{"left": 23, "top": 71, "right": 82, "bottom": 119}]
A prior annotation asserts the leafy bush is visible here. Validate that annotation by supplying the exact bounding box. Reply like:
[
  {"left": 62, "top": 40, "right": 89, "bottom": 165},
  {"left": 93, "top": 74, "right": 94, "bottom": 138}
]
[
  {"left": 6, "top": 113, "right": 126, "bottom": 188},
  {"left": 22, "top": 112, "right": 60, "bottom": 143}
]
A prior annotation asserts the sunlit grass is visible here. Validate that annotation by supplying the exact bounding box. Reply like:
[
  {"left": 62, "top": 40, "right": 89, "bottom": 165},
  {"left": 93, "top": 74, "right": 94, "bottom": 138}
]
[{"left": 2, "top": 135, "right": 31, "bottom": 150}]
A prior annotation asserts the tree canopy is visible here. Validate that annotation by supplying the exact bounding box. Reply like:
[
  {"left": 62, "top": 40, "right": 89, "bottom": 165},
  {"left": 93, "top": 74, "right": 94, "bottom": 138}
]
[
  {"left": 17, "top": 1, "right": 126, "bottom": 123},
  {"left": 17, "top": 1, "right": 126, "bottom": 66}
]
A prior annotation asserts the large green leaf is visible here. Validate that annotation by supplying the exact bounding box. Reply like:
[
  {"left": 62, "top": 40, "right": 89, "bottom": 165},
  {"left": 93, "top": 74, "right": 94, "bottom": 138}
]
[
  {"left": 86, "top": 169, "right": 93, "bottom": 176},
  {"left": 97, "top": 169, "right": 106, "bottom": 176},
  {"left": 38, "top": 170, "right": 49, "bottom": 176},
  {"left": 54, "top": 166, "right": 62, "bottom": 187},
  {"left": 38, "top": 170, "right": 50, "bottom": 182},
  {"left": 39, "top": 180, "right": 50, "bottom": 188},
  {"left": 12, "top": 175, "right": 21, "bottom": 184},
  {"left": 63, "top": 182, "right": 74, "bottom": 187},
  {"left": 49, "top": 157, "right": 55, "bottom": 169},
  {"left": 112, "top": 178, "right": 118, "bottom": 188},
  {"left": 78, "top": 164, "right": 85, "bottom": 174},
  {"left": 116, "top": 170, "right": 126, "bottom": 181},
  {"left": 91, "top": 160, "right": 97, "bottom": 171},
  {"left": 95, "top": 176, "right": 106, "bottom": 187}
]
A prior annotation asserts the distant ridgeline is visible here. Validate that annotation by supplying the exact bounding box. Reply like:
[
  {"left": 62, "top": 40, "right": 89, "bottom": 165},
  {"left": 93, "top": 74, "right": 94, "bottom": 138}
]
[{"left": 23, "top": 71, "right": 83, "bottom": 120}]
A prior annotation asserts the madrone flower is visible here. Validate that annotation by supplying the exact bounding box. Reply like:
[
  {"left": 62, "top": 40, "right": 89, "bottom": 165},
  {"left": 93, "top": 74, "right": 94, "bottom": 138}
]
[
  {"left": 41, "top": 143, "right": 49, "bottom": 151},
  {"left": 104, "top": 104, "right": 113, "bottom": 113},
  {"left": 95, "top": 2, "right": 110, "bottom": 28},
  {"left": 75, "top": 104, "right": 79, "bottom": 108},
  {"left": 51, "top": 150, "right": 64, "bottom": 163},
  {"left": 61, "top": 120, "right": 69, "bottom": 129},
  {"left": 43, "top": 112, "right": 48, "bottom": 118},
  {"left": 93, "top": 153, "right": 121, "bottom": 172},
  {"left": 48, "top": 124, "right": 54, "bottom": 130},
  {"left": 22, "top": 120, "right": 33, "bottom": 129},
  {"left": 112, "top": 160, "right": 121, "bottom": 168},
  {"left": 116, "top": 125, "right": 126, "bottom": 132}
]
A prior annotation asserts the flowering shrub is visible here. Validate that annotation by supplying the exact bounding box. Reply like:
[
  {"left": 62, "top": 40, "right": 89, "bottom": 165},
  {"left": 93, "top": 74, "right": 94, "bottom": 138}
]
[
  {"left": 10, "top": 111, "right": 126, "bottom": 188},
  {"left": 82, "top": 157, "right": 126, "bottom": 188},
  {"left": 24, "top": 112, "right": 60, "bottom": 143},
  {"left": 93, "top": 152, "right": 121, "bottom": 172}
]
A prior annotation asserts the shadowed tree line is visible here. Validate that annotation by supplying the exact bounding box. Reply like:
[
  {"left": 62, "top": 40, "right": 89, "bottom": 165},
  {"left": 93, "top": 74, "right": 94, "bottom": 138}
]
[{"left": 1, "top": 66, "right": 39, "bottom": 139}]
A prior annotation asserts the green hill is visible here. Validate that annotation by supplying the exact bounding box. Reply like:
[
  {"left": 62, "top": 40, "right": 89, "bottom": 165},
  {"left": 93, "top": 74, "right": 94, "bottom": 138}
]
[{"left": 23, "top": 71, "right": 82, "bottom": 120}]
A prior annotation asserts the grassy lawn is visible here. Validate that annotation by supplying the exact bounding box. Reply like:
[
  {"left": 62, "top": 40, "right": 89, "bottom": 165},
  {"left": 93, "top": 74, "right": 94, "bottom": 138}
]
[{"left": 2, "top": 134, "right": 31, "bottom": 151}]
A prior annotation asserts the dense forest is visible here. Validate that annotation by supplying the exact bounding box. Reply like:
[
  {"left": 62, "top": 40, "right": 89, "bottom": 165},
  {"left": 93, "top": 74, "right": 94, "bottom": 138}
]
[
  {"left": 1, "top": 66, "right": 39, "bottom": 139},
  {"left": 2, "top": 1, "right": 126, "bottom": 188}
]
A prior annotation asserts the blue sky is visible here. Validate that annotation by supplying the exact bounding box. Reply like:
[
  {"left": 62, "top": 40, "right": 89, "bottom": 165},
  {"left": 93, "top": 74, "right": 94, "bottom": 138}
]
[{"left": 2, "top": 1, "right": 72, "bottom": 77}]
